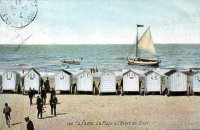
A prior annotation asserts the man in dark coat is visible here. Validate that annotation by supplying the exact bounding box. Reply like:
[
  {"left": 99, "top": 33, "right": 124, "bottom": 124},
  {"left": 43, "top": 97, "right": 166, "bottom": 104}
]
[
  {"left": 41, "top": 87, "right": 47, "bottom": 105},
  {"left": 72, "top": 83, "right": 77, "bottom": 94},
  {"left": 24, "top": 116, "right": 34, "bottom": 130},
  {"left": 44, "top": 77, "right": 50, "bottom": 92},
  {"left": 40, "top": 77, "right": 44, "bottom": 94},
  {"left": 116, "top": 83, "right": 120, "bottom": 95},
  {"left": 49, "top": 95, "right": 58, "bottom": 116},
  {"left": 50, "top": 87, "right": 56, "bottom": 100},
  {"left": 3, "top": 103, "right": 11, "bottom": 127},
  {"left": 28, "top": 87, "right": 33, "bottom": 106},
  {"left": 36, "top": 96, "right": 43, "bottom": 119}
]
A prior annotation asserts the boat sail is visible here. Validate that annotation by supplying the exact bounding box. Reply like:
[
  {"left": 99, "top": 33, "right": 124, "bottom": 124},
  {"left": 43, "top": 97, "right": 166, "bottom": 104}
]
[{"left": 128, "top": 25, "right": 160, "bottom": 66}]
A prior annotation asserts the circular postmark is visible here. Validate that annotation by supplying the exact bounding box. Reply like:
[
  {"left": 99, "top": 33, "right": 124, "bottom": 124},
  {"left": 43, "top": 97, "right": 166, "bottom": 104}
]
[{"left": 0, "top": 0, "right": 37, "bottom": 28}]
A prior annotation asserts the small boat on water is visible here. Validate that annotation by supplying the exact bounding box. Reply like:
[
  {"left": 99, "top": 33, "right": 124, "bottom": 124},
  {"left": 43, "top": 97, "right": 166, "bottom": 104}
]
[
  {"left": 60, "top": 59, "right": 81, "bottom": 65},
  {"left": 128, "top": 25, "right": 160, "bottom": 66}
]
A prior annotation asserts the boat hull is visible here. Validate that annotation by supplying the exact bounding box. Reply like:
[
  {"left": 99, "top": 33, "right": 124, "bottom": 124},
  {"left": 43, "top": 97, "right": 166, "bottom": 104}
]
[
  {"left": 60, "top": 60, "right": 80, "bottom": 65},
  {"left": 128, "top": 57, "right": 160, "bottom": 66}
]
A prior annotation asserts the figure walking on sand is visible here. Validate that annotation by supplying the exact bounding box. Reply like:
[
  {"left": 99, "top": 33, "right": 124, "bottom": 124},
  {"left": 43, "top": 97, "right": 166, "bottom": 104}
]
[
  {"left": 49, "top": 95, "right": 58, "bottom": 116},
  {"left": 3, "top": 103, "right": 12, "bottom": 127},
  {"left": 24, "top": 116, "right": 34, "bottom": 130}
]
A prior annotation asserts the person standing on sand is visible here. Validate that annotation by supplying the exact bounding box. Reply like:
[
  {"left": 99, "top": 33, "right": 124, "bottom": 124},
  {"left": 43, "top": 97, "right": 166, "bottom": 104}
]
[
  {"left": 116, "top": 83, "right": 120, "bottom": 95},
  {"left": 96, "top": 67, "right": 98, "bottom": 74},
  {"left": 72, "top": 83, "right": 77, "bottom": 94},
  {"left": 49, "top": 95, "right": 58, "bottom": 116},
  {"left": 36, "top": 96, "right": 43, "bottom": 119},
  {"left": 24, "top": 116, "right": 34, "bottom": 130},
  {"left": 40, "top": 77, "right": 44, "bottom": 94},
  {"left": 41, "top": 86, "right": 47, "bottom": 105},
  {"left": 3, "top": 103, "right": 12, "bottom": 127},
  {"left": 90, "top": 68, "right": 92, "bottom": 74},
  {"left": 28, "top": 87, "right": 33, "bottom": 106},
  {"left": 44, "top": 77, "right": 50, "bottom": 92},
  {"left": 50, "top": 87, "right": 56, "bottom": 100},
  {"left": 32, "top": 88, "right": 36, "bottom": 97},
  {"left": 93, "top": 67, "right": 95, "bottom": 74},
  {"left": 93, "top": 81, "right": 96, "bottom": 95}
]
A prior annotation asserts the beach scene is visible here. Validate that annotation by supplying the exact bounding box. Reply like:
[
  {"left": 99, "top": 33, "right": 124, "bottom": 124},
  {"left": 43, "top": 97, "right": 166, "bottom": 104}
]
[{"left": 0, "top": 0, "right": 200, "bottom": 130}]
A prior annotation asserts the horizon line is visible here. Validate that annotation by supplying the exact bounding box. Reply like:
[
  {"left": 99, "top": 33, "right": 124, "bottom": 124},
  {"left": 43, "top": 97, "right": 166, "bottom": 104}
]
[{"left": 0, "top": 43, "right": 200, "bottom": 45}]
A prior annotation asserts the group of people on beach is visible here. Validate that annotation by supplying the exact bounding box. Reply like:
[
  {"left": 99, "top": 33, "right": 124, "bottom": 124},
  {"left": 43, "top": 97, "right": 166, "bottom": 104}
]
[
  {"left": 90, "top": 67, "right": 98, "bottom": 74},
  {"left": 36, "top": 87, "right": 58, "bottom": 119},
  {"left": 33, "top": 77, "right": 58, "bottom": 119},
  {"left": 3, "top": 102, "right": 35, "bottom": 130},
  {"left": 2, "top": 77, "right": 59, "bottom": 130},
  {"left": 28, "top": 77, "right": 50, "bottom": 106}
]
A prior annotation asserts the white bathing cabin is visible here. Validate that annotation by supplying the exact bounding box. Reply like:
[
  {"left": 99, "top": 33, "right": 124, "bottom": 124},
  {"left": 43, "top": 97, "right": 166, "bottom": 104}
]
[
  {"left": 2, "top": 71, "right": 20, "bottom": 92},
  {"left": 165, "top": 69, "right": 188, "bottom": 95},
  {"left": 23, "top": 69, "right": 41, "bottom": 94},
  {"left": 187, "top": 71, "right": 200, "bottom": 94},
  {"left": 77, "top": 70, "right": 93, "bottom": 93},
  {"left": 99, "top": 71, "right": 116, "bottom": 94},
  {"left": 144, "top": 70, "right": 162, "bottom": 95},
  {"left": 55, "top": 70, "right": 73, "bottom": 92},
  {"left": 122, "top": 70, "right": 140, "bottom": 93}
]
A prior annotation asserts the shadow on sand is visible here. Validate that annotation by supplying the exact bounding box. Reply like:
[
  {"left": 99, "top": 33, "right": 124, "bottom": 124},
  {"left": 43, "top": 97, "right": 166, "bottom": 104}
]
[
  {"left": 42, "top": 112, "right": 68, "bottom": 119},
  {"left": 11, "top": 122, "right": 22, "bottom": 126}
]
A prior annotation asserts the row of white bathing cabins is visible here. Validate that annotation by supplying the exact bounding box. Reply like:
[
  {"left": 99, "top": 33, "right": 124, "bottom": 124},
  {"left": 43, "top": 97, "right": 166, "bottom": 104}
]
[{"left": 0, "top": 68, "right": 200, "bottom": 96}]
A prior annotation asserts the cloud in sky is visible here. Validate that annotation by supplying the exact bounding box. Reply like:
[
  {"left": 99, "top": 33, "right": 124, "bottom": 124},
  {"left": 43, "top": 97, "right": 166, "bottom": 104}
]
[{"left": 0, "top": 0, "right": 200, "bottom": 44}]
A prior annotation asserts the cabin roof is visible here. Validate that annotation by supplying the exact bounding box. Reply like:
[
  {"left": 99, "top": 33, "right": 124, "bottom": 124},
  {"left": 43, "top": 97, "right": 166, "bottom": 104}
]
[
  {"left": 145, "top": 70, "right": 160, "bottom": 76},
  {"left": 165, "top": 69, "right": 177, "bottom": 76},
  {"left": 24, "top": 69, "right": 40, "bottom": 77},
  {"left": 123, "top": 70, "right": 139, "bottom": 76},
  {"left": 58, "top": 69, "right": 72, "bottom": 75},
  {"left": 2, "top": 71, "right": 20, "bottom": 75},
  {"left": 165, "top": 69, "right": 187, "bottom": 76},
  {"left": 185, "top": 71, "right": 200, "bottom": 76},
  {"left": 32, "top": 69, "right": 40, "bottom": 75}
]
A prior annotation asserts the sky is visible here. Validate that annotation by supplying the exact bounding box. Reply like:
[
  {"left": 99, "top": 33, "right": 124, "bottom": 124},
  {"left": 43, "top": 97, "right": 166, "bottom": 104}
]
[{"left": 0, "top": 0, "right": 200, "bottom": 44}]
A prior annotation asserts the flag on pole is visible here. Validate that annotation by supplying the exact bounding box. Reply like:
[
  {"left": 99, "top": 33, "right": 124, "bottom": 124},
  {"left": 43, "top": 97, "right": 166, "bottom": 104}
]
[{"left": 137, "top": 24, "right": 144, "bottom": 27}]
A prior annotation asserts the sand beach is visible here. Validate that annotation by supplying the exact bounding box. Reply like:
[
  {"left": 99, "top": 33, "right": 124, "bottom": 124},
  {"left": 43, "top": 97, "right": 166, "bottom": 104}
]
[{"left": 1, "top": 92, "right": 200, "bottom": 130}]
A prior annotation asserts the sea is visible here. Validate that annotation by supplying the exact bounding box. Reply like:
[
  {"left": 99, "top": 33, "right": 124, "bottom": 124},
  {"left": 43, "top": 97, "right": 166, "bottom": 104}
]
[{"left": 0, "top": 44, "right": 200, "bottom": 75}]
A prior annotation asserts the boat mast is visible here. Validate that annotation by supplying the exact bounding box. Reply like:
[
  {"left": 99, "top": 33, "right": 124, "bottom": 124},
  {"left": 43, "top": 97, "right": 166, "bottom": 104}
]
[
  {"left": 136, "top": 26, "right": 138, "bottom": 57},
  {"left": 136, "top": 24, "right": 144, "bottom": 57}
]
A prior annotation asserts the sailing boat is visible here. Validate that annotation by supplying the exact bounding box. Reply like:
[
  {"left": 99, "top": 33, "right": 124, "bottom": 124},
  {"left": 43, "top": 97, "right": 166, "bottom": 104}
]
[{"left": 128, "top": 25, "right": 160, "bottom": 66}]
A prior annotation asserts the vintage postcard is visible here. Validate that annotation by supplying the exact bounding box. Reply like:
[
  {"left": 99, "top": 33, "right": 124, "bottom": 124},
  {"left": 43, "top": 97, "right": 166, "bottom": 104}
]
[{"left": 0, "top": 0, "right": 200, "bottom": 130}]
